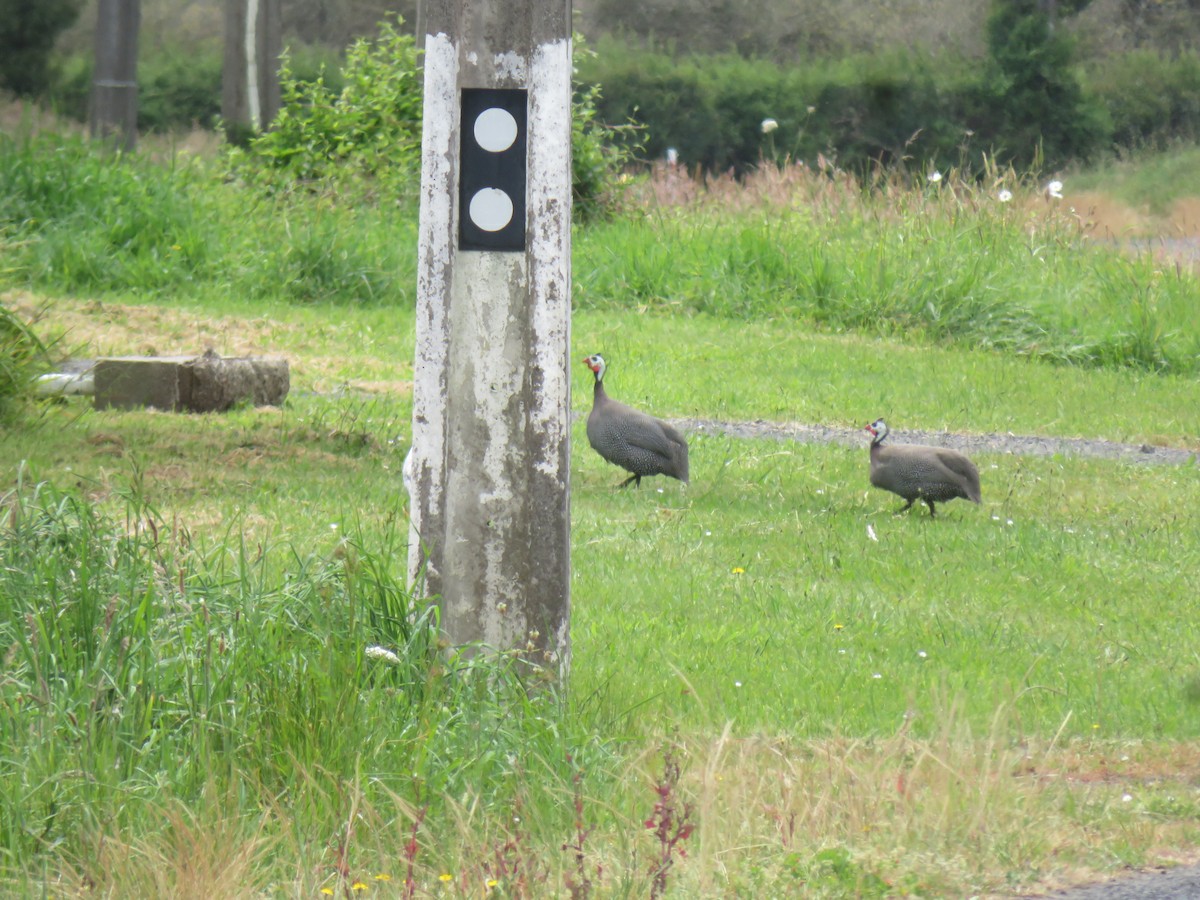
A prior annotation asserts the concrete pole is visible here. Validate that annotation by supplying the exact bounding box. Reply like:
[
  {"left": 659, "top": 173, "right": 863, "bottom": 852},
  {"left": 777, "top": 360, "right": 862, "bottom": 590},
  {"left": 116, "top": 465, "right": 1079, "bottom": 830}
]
[
  {"left": 221, "top": 0, "right": 282, "bottom": 141},
  {"left": 410, "top": 0, "right": 572, "bottom": 682},
  {"left": 90, "top": 0, "right": 140, "bottom": 151}
]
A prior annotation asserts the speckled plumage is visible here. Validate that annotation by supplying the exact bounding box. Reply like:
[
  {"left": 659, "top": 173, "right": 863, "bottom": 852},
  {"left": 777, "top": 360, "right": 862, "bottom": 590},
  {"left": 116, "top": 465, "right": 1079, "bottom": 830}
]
[
  {"left": 866, "top": 418, "right": 980, "bottom": 517},
  {"left": 583, "top": 354, "right": 689, "bottom": 488}
]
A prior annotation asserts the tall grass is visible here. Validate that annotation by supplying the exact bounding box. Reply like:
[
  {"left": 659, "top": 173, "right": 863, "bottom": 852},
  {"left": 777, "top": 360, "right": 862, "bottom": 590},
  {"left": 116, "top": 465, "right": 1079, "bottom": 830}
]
[
  {"left": 0, "top": 132, "right": 416, "bottom": 303},
  {"left": 0, "top": 476, "right": 605, "bottom": 894},
  {"left": 4, "top": 135, "right": 1199, "bottom": 371},
  {"left": 577, "top": 161, "right": 1200, "bottom": 373}
]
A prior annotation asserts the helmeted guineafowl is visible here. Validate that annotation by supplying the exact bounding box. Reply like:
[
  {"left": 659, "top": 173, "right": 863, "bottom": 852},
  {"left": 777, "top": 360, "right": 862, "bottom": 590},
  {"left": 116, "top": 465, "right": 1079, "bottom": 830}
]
[
  {"left": 583, "top": 354, "right": 689, "bottom": 488},
  {"left": 866, "top": 418, "right": 980, "bottom": 517}
]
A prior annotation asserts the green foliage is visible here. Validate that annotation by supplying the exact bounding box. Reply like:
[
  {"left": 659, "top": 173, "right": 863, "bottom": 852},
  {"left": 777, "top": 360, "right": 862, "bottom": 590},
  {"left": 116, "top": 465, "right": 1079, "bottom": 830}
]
[
  {"left": 0, "top": 476, "right": 591, "bottom": 873},
  {"left": 0, "top": 132, "right": 215, "bottom": 292},
  {"left": 0, "top": 304, "right": 45, "bottom": 420},
  {"left": 232, "top": 18, "right": 423, "bottom": 190},
  {"left": 584, "top": 30, "right": 1200, "bottom": 175},
  {"left": 982, "top": 0, "right": 1110, "bottom": 169},
  {"left": 578, "top": 42, "right": 996, "bottom": 175},
  {"left": 0, "top": 0, "right": 83, "bottom": 96},
  {"left": 1084, "top": 50, "right": 1200, "bottom": 150},
  {"left": 0, "top": 131, "right": 412, "bottom": 303},
  {"left": 138, "top": 48, "right": 223, "bottom": 132},
  {"left": 229, "top": 22, "right": 638, "bottom": 220},
  {"left": 572, "top": 39, "right": 645, "bottom": 221}
]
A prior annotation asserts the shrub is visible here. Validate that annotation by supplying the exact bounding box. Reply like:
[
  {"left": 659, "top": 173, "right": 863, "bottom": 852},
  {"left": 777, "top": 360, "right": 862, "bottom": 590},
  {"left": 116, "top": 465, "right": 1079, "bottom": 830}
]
[
  {"left": 577, "top": 42, "right": 984, "bottom": 175},
  {"left": 980, "top": 0, "right": 1111, "bottom": 169},
  {"left": 572, "top": 39, "right": 645, "bottom": 221},
  {"left": 0, "top": 0, "right": 84, "bottom": 97},
  {"left": 1083, "top": 50, "right": 1200, "bottom": 149},
  {"left": 231, "top": 18, "right": 423, "bottom": 191}
]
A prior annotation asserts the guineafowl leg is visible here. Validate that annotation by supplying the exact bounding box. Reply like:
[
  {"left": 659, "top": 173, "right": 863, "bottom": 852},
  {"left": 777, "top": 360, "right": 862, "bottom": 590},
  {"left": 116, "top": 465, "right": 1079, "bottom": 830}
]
[
  {"left": 924, "top": 499, "right": 937, "bottom": 517},
  {"left": 896, "top": 498, "right": 915, "bottom": 514},
  {"left": 618, "top": 473, "right": 641, "bottom": 488}
]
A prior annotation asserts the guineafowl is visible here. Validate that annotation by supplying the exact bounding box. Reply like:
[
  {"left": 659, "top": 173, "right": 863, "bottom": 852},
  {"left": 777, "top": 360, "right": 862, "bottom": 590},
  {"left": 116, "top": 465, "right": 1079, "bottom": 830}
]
[
  {"left": 583, "top": 354, "right": 689, "bottom": 488},
  {"left": 865, "top": 418, "right": 980, "bottom": 517}
]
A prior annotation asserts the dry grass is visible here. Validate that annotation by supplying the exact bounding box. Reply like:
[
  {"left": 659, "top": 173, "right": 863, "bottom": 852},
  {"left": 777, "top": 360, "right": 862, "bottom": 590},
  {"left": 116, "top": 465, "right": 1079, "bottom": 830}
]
[{"left": 4, "top": 290, "right": 414, "bottom": 396}]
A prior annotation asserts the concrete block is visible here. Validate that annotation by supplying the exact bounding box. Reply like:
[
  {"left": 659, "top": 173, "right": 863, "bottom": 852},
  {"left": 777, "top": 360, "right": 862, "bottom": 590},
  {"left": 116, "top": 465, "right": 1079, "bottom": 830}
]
[{"left": 93, "top": 352, "right": 289, "bottom": 412}]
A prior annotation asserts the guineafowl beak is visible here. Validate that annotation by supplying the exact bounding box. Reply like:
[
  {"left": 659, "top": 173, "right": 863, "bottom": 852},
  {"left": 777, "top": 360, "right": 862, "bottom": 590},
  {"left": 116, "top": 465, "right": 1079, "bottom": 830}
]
[{"left": 865, "top": 423, "right": 877, "bottom": 437}]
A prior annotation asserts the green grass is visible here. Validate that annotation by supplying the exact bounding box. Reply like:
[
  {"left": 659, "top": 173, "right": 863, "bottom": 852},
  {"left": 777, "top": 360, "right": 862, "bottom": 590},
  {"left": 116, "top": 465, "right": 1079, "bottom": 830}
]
[
  {"left": 3, "top": 136, "right": 1200, "bottom": 896},
  {"left": 1068, "top": 143, "right": 1200, "bottom": 217},
  {"left": 573, "top": 435, "right": 1200, "bottom": 739}
]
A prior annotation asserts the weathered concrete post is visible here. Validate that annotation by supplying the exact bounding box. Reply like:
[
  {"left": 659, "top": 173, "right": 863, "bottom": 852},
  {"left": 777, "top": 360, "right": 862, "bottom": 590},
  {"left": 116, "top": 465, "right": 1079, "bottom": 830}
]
[
  {"left": 409, "top": 0, "right": 572, "bottom": 681},
  {"left": 90, "top": 0, "right": 140, "bottom": 151},
  {"left": 221, "top": 0, "right": 282, "bottom": 142}
]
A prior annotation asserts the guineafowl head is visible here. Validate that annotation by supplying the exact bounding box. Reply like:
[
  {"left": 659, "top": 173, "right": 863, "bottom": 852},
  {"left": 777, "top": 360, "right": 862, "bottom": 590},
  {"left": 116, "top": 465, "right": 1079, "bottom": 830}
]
[
  {"left": 865, "top": 418, "right": 889, "bottom": 444},
  {"left": 582, "top": 354, "right": 607, "bottom": 381}
]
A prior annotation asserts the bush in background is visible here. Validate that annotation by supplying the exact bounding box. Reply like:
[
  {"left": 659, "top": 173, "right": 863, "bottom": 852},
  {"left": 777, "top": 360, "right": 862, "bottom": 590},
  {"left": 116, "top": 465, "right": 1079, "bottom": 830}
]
[
  {"left": 1085, "top": 50, "right": 1200, "bottom": 150},
  {"left": 0, "top": 0, "right": 84, "bottom": 97},
  {"left": 979, "top": 0, "right": 1109, "bottom": 170}
]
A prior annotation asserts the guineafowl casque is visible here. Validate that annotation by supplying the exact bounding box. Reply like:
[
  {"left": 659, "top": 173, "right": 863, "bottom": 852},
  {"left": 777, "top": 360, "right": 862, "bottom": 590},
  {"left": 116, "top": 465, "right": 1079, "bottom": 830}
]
[
  {"left": 583, "top": 354, "right": 689, "bottom": 488},
  {"left": 866, "top": 418, "right": 980, "bottom": 517}
]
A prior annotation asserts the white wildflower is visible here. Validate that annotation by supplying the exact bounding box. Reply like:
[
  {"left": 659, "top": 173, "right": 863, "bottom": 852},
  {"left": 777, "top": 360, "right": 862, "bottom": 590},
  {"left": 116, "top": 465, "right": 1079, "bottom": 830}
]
[
  {"left": 365, "top": 645, "right": 402, "bottom": 666},
  {"left": 927, "top": 170, "right": 943, "bottom": 183},
  {"left": 761, "top": 118, "right": 779, "bottom": 134},
  {"left": 1046, "top": 179, "right": 1064, "bottom": 199},
  {"left": 998, "top": 189, "right": 1013, "bottom": 203}
]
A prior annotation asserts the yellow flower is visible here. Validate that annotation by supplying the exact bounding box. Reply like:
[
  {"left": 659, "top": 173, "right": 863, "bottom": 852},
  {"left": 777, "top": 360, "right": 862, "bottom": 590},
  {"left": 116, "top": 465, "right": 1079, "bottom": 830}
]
[
  {"left": 374, "top": 874, "right": 392, "bottom": 881},
  {"left": 439, "top": 873, "right": 454, "bottom": 883},
  {"left": 834, "top": 623, "right": 844, "bottom": 631},
  {"left": 320, "top": 890, "right": 334, "bottom": 897},
  {"left": 731, "top": 566, "right": 745, "bottom": 574},
  {"left": 352, "top": 882, "right": 368, "bottom": 892}
]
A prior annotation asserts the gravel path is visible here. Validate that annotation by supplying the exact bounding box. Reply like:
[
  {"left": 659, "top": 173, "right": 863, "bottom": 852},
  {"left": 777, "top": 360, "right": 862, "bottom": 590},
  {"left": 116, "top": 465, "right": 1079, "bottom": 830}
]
[
  {"left": 675, "top": 417, "right": 1199, "bottom": 467},
  {"left": 1020, "top": 864, "right": 1200, "bottom": 899}
]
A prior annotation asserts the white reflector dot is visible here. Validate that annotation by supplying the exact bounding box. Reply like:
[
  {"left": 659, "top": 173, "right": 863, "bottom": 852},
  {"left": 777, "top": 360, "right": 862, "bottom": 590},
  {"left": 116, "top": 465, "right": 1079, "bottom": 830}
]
[
  {"left": 474, "top": 107, "right": 519, "bottom": 153},
  {"left": 468, "top": 188, "right": 514, "bottom": 232}
]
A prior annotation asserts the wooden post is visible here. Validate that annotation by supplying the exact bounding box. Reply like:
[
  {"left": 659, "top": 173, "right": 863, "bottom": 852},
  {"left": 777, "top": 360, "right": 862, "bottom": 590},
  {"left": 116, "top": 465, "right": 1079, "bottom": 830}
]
[
  {"left": 410, "top": 0, "right": 572, "bottom": 682},
  {"left": 222, "top": 0, "right": 282, "bottom": 142},
  {"left": 90, "top": 0, "right": 140, "bottom": 151}
]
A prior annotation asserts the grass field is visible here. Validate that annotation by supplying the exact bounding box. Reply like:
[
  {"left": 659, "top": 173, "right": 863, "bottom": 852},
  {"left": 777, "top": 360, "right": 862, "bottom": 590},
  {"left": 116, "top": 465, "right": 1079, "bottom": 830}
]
[{"left": 3, "top": 134, "right": 1200, "bottom": 897}]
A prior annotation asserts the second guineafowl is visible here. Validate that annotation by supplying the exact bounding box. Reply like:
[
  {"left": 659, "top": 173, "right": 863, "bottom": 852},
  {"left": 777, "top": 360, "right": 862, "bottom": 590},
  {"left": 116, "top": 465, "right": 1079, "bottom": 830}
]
[
  {"left": 583, "top": 354, "right": 689, "bottom": 488},
  {"left": 865, "top": 418, "right": 981, "bottom": 517}
]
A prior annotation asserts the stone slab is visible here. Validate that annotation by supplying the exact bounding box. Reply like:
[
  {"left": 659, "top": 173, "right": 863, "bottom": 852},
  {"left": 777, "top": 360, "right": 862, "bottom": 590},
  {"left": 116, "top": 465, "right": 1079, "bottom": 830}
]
[{"left": 93, "top": 352, "right": 289, "bottom": 412}]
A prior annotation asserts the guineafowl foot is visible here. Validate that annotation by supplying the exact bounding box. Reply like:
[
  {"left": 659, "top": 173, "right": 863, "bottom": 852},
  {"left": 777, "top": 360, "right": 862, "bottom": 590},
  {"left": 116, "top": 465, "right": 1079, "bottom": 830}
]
[
  {"left": 618, "top": 473, "right": 641, "bottom": 488},
  {"left": 924, "top": 500, "right": 937, "bottom": 517},
  {"left": 896, "top": 499, "right": 916, "bottom": 515}
]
